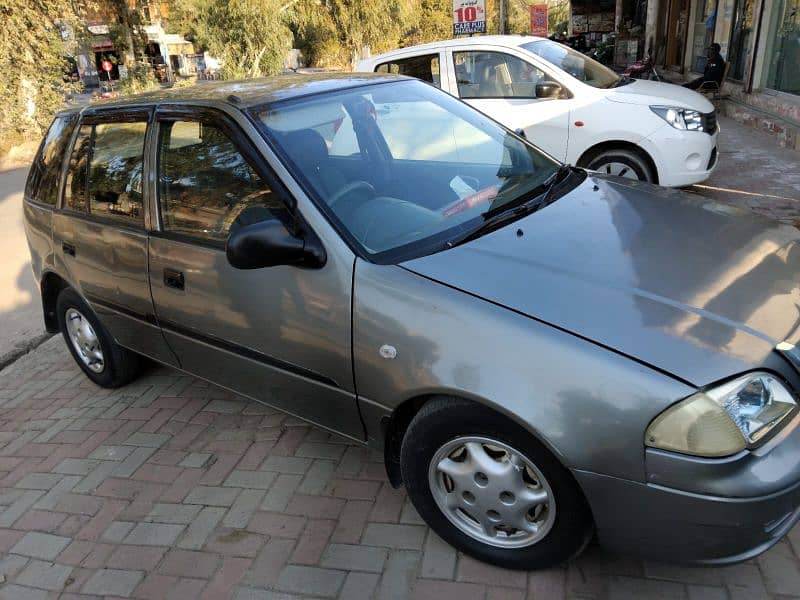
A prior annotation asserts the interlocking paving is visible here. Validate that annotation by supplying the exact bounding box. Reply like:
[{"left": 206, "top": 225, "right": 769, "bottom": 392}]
[{"left": 0, "top": 337, "right": 798, "bottom": 599}]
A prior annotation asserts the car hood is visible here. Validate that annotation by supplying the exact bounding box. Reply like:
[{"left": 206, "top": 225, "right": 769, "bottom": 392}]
[
  {"left": 402, "top": 176, "right": 800, "bottom": 385},
  {"left": 607, "top": 79, "right": 714, "bottom": 112}
]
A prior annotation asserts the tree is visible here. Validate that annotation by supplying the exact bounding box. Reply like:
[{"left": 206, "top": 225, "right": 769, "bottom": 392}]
[
  {"left": 171, "top": 0, "right": 293, "bottom": 79},
  {"left": 0, "top": 0, "right": 78, "bottom": 149}
]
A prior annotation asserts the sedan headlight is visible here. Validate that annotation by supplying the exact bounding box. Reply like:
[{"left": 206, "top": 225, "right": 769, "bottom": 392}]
[
  {"left": 646, "top": 372, "right": 797, "bottom": 457},
  {"left": 650, "top": 106, "right": 704, "bottom": 131}
]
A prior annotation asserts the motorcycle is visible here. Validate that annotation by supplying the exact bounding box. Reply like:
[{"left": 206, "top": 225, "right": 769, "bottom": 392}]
[{"left": 623, "top": 54, "right": 661, "bottom": 81}]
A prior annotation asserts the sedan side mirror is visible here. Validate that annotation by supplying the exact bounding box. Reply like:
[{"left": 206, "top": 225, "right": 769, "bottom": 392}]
[
  {"left": 535, "top": 81, "right": 562, "bottom": 99},
  {"left": 226, "top": 218, "right": 326, "bottom": 270}
]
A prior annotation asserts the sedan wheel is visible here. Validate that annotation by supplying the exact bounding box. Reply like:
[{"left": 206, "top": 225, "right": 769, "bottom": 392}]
[
  {"left": 401, "top": 397, "right": 593, "bottom": 570},
  {"left": 593, "top": 161, "right": 641, "bottom": 180},
  {"left": 429, "top": 436, "right": 556, "bottom": 548},
  {"left": 582, "top": 148, "right": 655, "bottom": 183}
]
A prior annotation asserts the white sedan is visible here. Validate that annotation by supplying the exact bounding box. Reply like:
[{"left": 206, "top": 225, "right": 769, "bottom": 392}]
[{"left": 357, "top": 35, "right": 719, "bottom": 187}]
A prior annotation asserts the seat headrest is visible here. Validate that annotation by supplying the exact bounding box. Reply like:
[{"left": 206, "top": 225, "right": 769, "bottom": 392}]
[{"left": 281, "top": 128, "right": 329, "bottom": 167}]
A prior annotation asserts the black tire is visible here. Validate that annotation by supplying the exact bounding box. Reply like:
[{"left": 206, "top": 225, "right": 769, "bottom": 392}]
[
  {"left": 581, "top": 147, "right": 656, "bottom": 183},
  {"left": 401, "top": 397, "right": 593, "bottom": 570},
  {"left": 56, "top": 288, "right": 140, "bottom": 388}
]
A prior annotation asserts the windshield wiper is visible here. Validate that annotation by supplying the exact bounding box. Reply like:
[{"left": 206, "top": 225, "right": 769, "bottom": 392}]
[{"left": 446, "top": 164, "right": 574, "bottom": 249}]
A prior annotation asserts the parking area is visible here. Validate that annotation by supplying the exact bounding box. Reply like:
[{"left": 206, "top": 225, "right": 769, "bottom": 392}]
[
  {"left": 2, "top": 114, "right": 800, "bottom": 599},
  {"left": 0, "top": 335, "right": 798, "bottom": 600}
]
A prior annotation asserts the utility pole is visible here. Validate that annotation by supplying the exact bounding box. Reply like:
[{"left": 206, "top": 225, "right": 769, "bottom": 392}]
[{"left": 499, "top": 0, "right": 506, "bottom": 34}]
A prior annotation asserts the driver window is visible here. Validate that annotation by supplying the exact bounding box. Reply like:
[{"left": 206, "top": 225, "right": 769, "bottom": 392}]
[
  {"left": 158, "top": 119, "right": 280, "bottom": 241},
  {"left": 454, "top": 51, "right": 549, "bottom": 99}
]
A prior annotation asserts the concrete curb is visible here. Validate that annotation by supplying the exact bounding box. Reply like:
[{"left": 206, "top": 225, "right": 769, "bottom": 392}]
[{"left": 0, "top": 332, "right": 54, "bottom": 373}]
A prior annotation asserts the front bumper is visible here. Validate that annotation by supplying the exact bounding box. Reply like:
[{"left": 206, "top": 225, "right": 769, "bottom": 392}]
[
  {"left": 574, "top": 410, "right": 800, "bottom": 564},
  {"left": 575, "top": 470, "right": 800, "bottom": 564},
  {"left": 641, "top": 124, "right": 719, "bottom": 187}
]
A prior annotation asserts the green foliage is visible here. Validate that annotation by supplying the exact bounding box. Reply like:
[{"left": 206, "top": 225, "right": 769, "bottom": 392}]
[
  {"left": 0, "top": 0, "right": 78, "bottom": 148},
  {"left": 171, "top": 0, "right": 293, "bottom": 79},
  {"left": 119, "top": 61, "right": 159, "bottom": 94}
]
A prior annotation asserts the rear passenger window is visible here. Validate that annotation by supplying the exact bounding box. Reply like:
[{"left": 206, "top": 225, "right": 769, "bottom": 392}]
[
  {"left": 376, "top": 54, "right": 440, "bottom": 87},
  {"left": 26, "top": 114, "right": 77, "bottom": 205},
  {"left": 158, "top": 119, "right": 279, "bottom": 242},
  {"left": 63, "top": 125, "right": 92, "bottom": 212},
  {"left": 88, "top": 122, "right": 147, "bottom": 225}
]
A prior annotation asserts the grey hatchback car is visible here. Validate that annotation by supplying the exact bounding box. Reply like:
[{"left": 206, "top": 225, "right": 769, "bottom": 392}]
[{"left": 24, "top": 74, "right": 800, "bottom": 569}]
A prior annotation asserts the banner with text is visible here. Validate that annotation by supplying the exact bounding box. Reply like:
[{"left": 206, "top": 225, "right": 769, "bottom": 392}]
[
  {"left": 530, "top": 3, "right": 548, "bottom": 37},
  {"left": 453, "top": 0, "right": 486, "bottom": 35}
]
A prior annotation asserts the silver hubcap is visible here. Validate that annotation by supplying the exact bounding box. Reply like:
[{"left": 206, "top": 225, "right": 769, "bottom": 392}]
[
  {"left": 596, "top": 161, "right": 641, "bottom": 180},
  {"left": 65, "top": 308, "right": 105, "bottom": 373},
  {"left": 428, "top": 436, "right": 556, "bottom": 548}
]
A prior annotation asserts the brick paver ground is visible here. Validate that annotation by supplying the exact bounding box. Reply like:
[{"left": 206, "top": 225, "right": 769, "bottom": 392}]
[{"left": 0, "top": 337, "right": 799, "bottom": 599}]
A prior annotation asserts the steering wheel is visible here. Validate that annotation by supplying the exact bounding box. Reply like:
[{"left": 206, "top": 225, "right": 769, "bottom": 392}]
[{"left": 328, "top": 181, "right": 376, "bottom": 212}]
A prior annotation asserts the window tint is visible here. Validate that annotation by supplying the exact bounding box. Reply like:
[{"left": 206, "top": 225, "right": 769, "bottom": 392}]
[
  {"left": 376, "top": 54, "right": 440, "bottom": 86},
  {"left": 64, "top": 125, "right": 92, "bottom": 212},
  {"left": 158, "top": 120, "right": 279, "bottom": 242},
  {"left": 88, "top": 121, "right": 146, "bottom": 225},
  {"left": 454, "top": 51, "right": 549, "bottom": 98},
  {"left": 26, "top": 114, "right": 77, "bottom": 205}
]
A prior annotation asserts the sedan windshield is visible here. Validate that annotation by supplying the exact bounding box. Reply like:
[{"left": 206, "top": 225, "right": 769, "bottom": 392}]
[
  {"left": 253, "top": 79, "right": 559, "bottom": 262},
  {"left": 522, "top": 40, "right": 621, "bottom": 89}
]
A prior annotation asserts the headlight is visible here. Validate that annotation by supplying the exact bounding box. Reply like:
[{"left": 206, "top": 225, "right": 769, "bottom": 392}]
[
  {"left": 646, "top": 372, "right": 797, "bottom": 457},
  {"left": 650, "top": 106, "right": 704, "bottom": 131}
]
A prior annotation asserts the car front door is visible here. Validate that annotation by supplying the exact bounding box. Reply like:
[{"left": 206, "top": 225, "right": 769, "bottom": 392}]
[
  {"left": 447, "top": 48, "right": 572, "bottom": 160},
  {"left": 147, "top": 107, "right": 363, "bottom": 440},
  {"left": 54, "top": 108, "right": 177, "bottom": 366}
]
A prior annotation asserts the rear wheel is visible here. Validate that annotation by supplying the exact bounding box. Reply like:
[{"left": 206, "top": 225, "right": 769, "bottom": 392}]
[
  {"left": 581, "top": 147, "right": 655, "bottom": 183},
  {"left": 56, "top": 288, "right": 140, "bottom": 388},
  {"left": 400, "top": 397, "right": 593, "bottom": 570}
]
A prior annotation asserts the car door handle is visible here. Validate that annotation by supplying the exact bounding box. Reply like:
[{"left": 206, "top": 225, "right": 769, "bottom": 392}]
[
  {"left": 163, "top": 268, "right": 185, "bottom": 290},
  {"left": 62, "top": 242, "right": 76, "bottom": 257}
]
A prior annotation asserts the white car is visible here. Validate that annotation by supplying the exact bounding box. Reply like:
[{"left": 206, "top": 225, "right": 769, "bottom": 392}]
[{"left": 357, "top": 35, "right": 719, "bottom": 186}]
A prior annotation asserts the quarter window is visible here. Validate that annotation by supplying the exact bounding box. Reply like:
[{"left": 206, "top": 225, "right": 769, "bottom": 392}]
[
  {"left": 157, "top": 119, "right": 279, "bottom": 242},
  {"left": 26, "top": 114, "right": 77, "bottom": 206},
  {"left": 88, "top": 121, "right": 147, "bottom": 225},
  {"left": 376, "top": 54, "right": 441, "bottom": 86},
  {"left": 63, "top": 125, "right": 92, "bottom": 213},
  {"left": 453, "top": 51, "right": 549, "bottom": 99}
]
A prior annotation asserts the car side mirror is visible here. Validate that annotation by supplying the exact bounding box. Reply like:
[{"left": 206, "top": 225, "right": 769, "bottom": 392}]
[
  {"left": 535, "top": 81, "right": 562, "bottom": 99},
  {"left": 226, "top": 218, "right": 326, "bottom": 270}
]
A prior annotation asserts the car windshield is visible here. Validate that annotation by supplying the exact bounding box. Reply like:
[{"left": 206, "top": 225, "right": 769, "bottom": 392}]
[
  {"left": 253, "top": 79, "right": 559, "bottom": 262},
  {"left": 522, "top": 40, "right": 621, "bottom": 89}
]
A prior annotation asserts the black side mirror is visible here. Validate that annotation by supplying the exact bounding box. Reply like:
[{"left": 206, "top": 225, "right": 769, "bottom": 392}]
[
  {"left": 535, "top": 81, "right": 562, "bottom": 99},
  {"left": 226, "top": 218, "right": 326, "bottom": 270}
]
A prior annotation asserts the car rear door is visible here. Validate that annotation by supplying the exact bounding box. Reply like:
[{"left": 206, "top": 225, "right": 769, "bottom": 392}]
[
  {"left": 372, "top": 51, "right": 450, "bottom": 92},
  {"left": 53, "top": 108, "right": 177, "bottom": 366},
  {"left": 446, "top": 46, "right": 572, "bottom": 160},
  {"left": 146, "top": 105, "right": 363, "bottom": 440}
]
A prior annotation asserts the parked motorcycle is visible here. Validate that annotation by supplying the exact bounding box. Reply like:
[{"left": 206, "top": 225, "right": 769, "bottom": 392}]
[{"left": 623, "top": 54, "right": 661, "bottom": 81}]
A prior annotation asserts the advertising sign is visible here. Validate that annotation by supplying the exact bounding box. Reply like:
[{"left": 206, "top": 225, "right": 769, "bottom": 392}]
[
  {"left": 453, "top": 0, "right": 486, "bottom": 35},
  {"left": 530, "top": 3, "right": 548, "bottom": 37}
]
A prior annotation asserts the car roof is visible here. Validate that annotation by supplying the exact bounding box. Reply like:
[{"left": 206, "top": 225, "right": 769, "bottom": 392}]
[
  {"left": 362, "top": 35, "right": 546, "bottom": 62},
  {"left": 59, "top": 72, "right": 409, "bottom": 115}
]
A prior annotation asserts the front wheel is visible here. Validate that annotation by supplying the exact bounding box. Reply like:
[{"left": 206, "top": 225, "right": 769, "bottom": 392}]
[
  {"left": 400, "top": 397, "right": 593, "bottom": 570},
  {"left": 581, "top": 147, "right": 656, "bottom": 183}
]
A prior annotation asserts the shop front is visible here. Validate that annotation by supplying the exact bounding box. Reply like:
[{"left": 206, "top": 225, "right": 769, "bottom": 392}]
[{"left": 698, "top": 0, "right": 799, "bottom": 148}]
